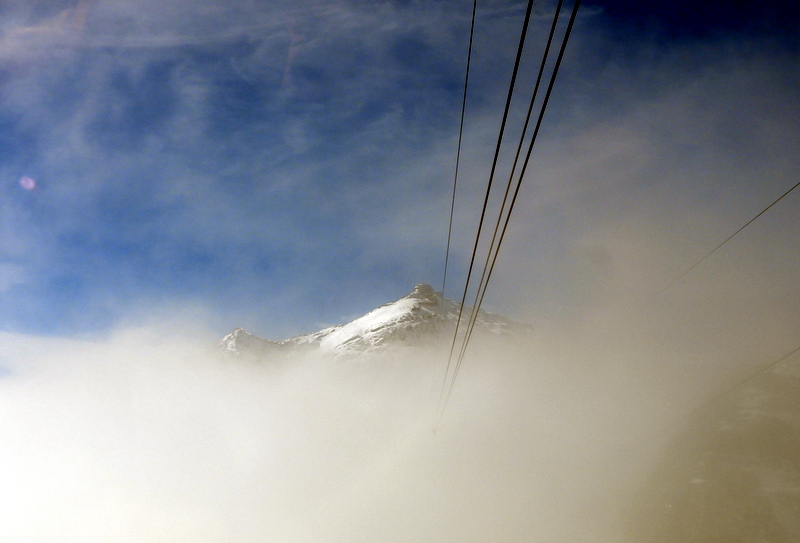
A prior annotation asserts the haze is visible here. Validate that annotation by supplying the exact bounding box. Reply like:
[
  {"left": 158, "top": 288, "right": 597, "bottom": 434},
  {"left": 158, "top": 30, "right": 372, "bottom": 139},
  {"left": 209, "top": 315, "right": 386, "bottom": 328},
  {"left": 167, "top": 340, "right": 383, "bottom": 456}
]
[{"left": 0, "top": 323, "right": 693, "bottom": 542}]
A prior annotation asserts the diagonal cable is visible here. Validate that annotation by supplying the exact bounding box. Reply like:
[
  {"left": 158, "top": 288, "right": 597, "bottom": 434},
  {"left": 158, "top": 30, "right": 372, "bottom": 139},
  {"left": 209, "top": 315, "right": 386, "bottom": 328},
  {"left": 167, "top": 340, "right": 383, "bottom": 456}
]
[
  {"left": 456, "top": 0, "right": 566, "bottom": 380},
  {"left": 647, "top": 179, "right": 800, "bottom": 304},
  {"left": 442, "top": 0, "right": 582, "bottom": 420},
  {"left": 442, "top": 0, "right": 478, "bottom": 299},
  {"left": 617, "top": 340, "right": 800, "bottom": 460},
  {"left": 437, "top": 0, "right": 538, "bottom": 422}
]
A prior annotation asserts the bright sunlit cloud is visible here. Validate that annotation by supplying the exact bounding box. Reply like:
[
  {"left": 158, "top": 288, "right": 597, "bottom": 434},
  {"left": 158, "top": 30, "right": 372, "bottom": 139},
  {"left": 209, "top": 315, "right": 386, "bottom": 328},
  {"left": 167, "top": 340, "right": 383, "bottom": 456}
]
[{"left": 0, "top": 323, "right": 700, "bottom": 543}]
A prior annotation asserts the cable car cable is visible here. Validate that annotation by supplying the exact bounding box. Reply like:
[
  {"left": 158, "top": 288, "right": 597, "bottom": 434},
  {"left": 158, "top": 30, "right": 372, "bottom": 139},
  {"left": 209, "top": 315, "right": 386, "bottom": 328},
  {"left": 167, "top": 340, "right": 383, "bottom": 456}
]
[
  {"left": 437, "top": 0, "right": 538, "bottom": 419},
  {"left": 442, "top": 0, "right": 478, "bottom": 298},
  {"left": 442, "top": 0, "right": 582, "bottom": 420}
]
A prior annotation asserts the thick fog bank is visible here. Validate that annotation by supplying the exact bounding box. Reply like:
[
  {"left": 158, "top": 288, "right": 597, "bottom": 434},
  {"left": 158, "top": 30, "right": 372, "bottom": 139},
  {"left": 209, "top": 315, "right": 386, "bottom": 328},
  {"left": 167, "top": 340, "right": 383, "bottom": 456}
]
[
  {"left": 2, "top": 322, "right": 798, "bottom": 542},
  {"left": 624, "top": 357, "right": 800, "bottom": 543},
  {"left": 0, "top": 325, "right": 692, "bottom": 543}
]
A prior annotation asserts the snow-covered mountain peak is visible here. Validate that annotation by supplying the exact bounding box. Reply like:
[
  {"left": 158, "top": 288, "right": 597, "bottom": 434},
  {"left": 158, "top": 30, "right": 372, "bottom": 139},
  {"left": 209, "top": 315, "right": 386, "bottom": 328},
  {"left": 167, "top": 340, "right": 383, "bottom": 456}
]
[
  {"left": 219, "top": 327, "right": 253, "bottom": 351},
  {"left": 217, "top": 284, "right": 530, "bottom": 361},
  {"left": 406, "top": 283, "right": 439, "bottom": 303},
  {"left": 217, "top": 327, "right": 276, "bottom": 359}
]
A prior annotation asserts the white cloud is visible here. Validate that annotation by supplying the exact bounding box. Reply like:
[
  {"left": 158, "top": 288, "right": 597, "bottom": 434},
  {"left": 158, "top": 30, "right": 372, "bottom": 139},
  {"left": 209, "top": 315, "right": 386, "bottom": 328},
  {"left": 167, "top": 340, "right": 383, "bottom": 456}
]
[{"left": 0, "top": 324, "right": 707, "bottom": 543}]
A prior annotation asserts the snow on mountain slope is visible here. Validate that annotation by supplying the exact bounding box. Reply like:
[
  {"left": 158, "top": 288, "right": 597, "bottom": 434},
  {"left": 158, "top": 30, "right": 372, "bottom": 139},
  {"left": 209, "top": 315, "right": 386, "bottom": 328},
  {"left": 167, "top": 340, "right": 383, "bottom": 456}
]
[{"left": 217, "top": 284, "right": 531, "bottom": 360}]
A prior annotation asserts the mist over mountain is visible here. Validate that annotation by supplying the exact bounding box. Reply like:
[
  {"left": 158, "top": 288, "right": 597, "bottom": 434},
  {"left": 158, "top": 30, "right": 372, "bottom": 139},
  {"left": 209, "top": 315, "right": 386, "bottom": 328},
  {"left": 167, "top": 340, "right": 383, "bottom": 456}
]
[
  {"left": 1, "top": 282, "right": 799, "bottom": 542},
  {"left": 626, "top": 358, "right": 800, "bottom": 542},
  {"left": 210, "top": 282, "right": 800, "bottom": 542}
]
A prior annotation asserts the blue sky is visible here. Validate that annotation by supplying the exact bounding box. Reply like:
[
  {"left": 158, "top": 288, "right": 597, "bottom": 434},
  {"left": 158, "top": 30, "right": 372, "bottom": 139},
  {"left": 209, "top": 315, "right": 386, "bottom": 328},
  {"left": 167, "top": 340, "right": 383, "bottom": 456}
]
[{"left": 0, "top": 0, "right": 798, "bottom": 340}]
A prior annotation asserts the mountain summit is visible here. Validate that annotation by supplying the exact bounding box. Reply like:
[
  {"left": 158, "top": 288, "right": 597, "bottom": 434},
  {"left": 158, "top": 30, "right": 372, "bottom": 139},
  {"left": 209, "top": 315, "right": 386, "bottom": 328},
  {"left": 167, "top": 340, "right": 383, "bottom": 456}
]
[{"left": 217, "top": 283, "right": 531, "bottom": 360}]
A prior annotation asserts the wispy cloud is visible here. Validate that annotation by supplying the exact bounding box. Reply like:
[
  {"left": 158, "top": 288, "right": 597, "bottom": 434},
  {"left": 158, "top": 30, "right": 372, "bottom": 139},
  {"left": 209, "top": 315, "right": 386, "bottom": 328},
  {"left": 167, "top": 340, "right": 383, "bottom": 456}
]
[
  {"left": 0, "top": 0, "right": 527, "bottom": 336},
  {"left": 0, "top": 0, "right": 797, "bottom": 340}
]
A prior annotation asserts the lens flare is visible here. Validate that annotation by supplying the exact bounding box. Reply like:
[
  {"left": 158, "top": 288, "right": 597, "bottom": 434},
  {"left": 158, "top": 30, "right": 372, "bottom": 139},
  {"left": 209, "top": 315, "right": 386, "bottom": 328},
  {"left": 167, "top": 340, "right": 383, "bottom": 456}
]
[{"left": 19, "top": 177, "right": 36, "bottom": 191}]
